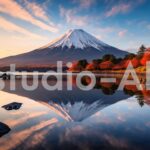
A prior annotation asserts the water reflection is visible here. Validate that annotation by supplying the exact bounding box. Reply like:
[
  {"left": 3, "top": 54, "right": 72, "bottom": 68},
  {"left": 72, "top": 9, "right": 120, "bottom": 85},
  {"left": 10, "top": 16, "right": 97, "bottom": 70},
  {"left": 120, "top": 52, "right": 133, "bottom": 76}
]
[
  {"left": 2, "top": 76, "right": 131, "bottom": 122},
  {"left": 0, "top": 75, "right": 150, "bottom": 150}
]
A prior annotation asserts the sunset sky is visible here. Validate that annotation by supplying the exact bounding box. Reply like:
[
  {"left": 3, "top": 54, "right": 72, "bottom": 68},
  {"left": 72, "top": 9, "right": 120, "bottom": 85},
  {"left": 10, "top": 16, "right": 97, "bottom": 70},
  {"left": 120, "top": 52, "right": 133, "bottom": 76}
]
[{"left": 0, "top": 0, "right": 150, "bottom": 58}]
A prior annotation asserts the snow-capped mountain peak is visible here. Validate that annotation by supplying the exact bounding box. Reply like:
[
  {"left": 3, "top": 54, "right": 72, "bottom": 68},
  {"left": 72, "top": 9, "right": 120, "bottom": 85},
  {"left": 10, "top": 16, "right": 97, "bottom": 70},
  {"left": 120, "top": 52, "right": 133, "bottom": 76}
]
[
  {"left": 46, "top": 29, "right": 109, "bottom": 49},
  {"left": 0, "top": 29, "right": 128, "bottom": 67}
]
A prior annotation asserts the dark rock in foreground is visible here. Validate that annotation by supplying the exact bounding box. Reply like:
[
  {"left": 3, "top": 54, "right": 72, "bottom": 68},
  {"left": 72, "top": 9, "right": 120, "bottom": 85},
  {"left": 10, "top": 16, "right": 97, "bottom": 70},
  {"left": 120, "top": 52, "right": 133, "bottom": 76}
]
[
  {"left": 0, "top": 122, "right": 10, "bottom": 137},
  {"left": 2, "top": 102, "right": 22, "bottom": 111}
]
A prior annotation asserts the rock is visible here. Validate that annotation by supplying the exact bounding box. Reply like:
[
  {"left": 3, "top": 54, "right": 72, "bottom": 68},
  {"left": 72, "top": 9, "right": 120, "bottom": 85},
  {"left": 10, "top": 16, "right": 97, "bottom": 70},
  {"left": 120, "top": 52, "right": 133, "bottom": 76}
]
[
  {"left": 0, "top": 122, "right": 10, "bottom": 137},
  {"left": 2, "top": 102, "right": 22, "bottom": 110},
  {"left": 0, "top": 73, "right": 10, "bottom": 80}
]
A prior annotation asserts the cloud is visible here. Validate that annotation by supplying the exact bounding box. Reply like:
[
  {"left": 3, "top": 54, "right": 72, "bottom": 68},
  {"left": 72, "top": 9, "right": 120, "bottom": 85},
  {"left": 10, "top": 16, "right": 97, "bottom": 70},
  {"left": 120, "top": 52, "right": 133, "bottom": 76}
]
[
  {"left": 60, "top": 6, "right": 88, "bottom": 26},
  {"left": 23, "top": 0, "right": 49, "bottom": 22},
  {"left": 73, "top": 0, "right": 95, "bottom": 8},
  {"left": 95, "top": 35, "right": 103, "bottom": 40},
  {"left": 0, "top": 118, "right": 58, "bottom": 150},
  {"left": 97, "top": 27, "right": 114, "bottom": 33},
  {"left": 0, "top": 16, "right": 43, "bottom": 39},
  {"left": 5, "top": 111, "right": 49, "bottom": 127},
  {"left": 93, "top": 26, "right": 114, "bottom": 39},
  {"left": 103, "top": 134, "right": 129, "bottom": 149},
  {"left": 118, "top": 30, "right": 127, "bottom": 37},
  {"left": 147, "top": 24, "right": 150, "bottom": 30},
  {"left": 105, "top": 0, "right": 145, "bottom": 17},
  {"left": 106, "top": 3, "right": 131, "bottom": 17},
  {"left": 0, "top": 0, "right": 58, "bottom": 32}
]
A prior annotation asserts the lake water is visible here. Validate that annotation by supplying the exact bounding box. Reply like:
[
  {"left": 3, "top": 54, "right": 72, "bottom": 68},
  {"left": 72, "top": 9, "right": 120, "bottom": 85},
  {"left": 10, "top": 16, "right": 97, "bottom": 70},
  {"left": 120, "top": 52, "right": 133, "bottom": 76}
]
[{"left": 0, "top": 76, "right": 150, "bottom": 150}]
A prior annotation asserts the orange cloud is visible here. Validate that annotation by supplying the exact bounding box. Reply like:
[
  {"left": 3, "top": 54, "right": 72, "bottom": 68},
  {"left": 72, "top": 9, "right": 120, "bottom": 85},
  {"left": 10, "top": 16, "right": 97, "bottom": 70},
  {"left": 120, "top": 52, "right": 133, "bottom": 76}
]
[
  {"left": 5, "top": 111, "right": 49, "bottom": 127},
  {"left": 106, "top": 0, "right": 145, "bottom": 18},
  {"left": 118, "top": 30, "right": 127, "bottom": 37},
  {"left": 60, "top": 6, "right": 88, "bottom": 26},
  {"left": 106, "top": 3, "right": 131, "bottom": 17},
  {"left": 73, "top": 0, "right": 95, "bottom": 8},
  {"left": 24, "top": 0, "right": 49, "bottom": 22},
  {"left": 0, "top": 118, "right": 58, "bottom": 150},
  {"left": 0, "top": 0, "right": 58, "bottom": 32},
  {"left": 0, "top": 17, "right": 43, "bottom": 39}
]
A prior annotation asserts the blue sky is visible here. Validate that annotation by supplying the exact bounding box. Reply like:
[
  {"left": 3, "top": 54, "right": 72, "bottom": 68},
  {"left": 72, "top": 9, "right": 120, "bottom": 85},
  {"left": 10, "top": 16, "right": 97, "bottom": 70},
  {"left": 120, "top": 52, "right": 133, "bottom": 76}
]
[{"left": 0, "top": 0, "right": 150, "bottom": 58}]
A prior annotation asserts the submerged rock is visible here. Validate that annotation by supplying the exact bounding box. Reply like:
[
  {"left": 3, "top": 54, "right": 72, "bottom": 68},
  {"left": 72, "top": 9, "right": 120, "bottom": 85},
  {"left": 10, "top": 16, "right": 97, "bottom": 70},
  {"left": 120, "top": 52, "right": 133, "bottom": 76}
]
[
  {"left": 0, "top": 122, "right": 10, "bottom": 137},
  {"left": 2, "top": 102, "right": 22, "bottom": 111},
  {"left": 0, "top": 73, "right": 10, "bottom": 80}
]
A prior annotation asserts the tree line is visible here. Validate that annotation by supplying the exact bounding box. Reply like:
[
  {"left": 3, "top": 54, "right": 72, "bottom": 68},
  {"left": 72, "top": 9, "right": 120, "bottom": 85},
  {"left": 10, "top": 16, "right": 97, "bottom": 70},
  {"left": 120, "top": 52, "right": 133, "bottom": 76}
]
[{"left": 69, "top": 45, "right": 148, "bottom": 71}]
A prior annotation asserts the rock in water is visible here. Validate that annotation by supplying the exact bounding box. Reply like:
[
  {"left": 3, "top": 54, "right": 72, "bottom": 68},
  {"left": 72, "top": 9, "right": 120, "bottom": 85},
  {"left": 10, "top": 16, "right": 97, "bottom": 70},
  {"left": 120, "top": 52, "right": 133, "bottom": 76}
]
[
  {"left": 0, "top": 122, "right": 10, "bottom": 137},
  {"left": 2, "top": 102, "right": 22, "bottom": 111}
]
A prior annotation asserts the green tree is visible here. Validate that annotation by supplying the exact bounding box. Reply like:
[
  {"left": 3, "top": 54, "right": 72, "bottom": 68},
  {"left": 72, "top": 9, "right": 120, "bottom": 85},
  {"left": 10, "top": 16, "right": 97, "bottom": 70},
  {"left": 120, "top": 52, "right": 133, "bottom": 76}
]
[
  {"left": 137, "top": 45, "right": 146, "bottom": 55},
  {"left": 92, "top": 59, "right": 102, "bottom": 64},
  {"left": 136, "top": 93, "right": 144, "bottom": 107},
  {"left": 115, "top": 58, "right": 122, "bottom": 64},
  {"left": 92, "top": 59, "right": 102, "bottom": 70},
  {"left": 102, "top": 54, "right": 116, "bottom": 63},
  {"left": 124, "top": 53, "right": 136, "bottom": 60},
  {"left": 137, "top": 45, "right": 146, "bottom": 59},
  {"left": 77, "top": 59, "right": 88, "bottom": 69}
]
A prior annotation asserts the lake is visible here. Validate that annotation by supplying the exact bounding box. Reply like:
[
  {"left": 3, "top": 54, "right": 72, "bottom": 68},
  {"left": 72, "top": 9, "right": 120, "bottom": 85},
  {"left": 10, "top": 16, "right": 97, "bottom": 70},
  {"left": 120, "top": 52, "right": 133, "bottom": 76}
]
[{"left": 0, "top": 76, "right": 150, "bottom": 150}]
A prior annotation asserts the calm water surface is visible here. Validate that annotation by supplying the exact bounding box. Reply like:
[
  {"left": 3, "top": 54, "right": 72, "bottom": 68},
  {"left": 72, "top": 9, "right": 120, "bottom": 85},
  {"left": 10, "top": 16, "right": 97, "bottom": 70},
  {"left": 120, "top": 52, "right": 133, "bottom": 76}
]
[{"left": 0, "top": 76, "right": 150, "bottom": 150}]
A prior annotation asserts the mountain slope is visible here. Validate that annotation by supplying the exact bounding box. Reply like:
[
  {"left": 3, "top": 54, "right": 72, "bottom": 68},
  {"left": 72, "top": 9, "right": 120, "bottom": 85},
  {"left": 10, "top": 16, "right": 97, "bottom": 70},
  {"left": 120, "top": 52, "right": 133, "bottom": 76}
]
[{"left": 0, "top": 29, "right": 128, "bottom": 67}]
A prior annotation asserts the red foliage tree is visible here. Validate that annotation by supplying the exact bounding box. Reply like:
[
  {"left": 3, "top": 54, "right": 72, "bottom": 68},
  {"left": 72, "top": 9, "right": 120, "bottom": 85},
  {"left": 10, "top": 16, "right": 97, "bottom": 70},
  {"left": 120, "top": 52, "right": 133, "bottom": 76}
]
[
  {"left": 86, "top": 63, "right": 95, "bottom": 70},
  {"left": 99, "top": 61, "right": 114, "bottom": 70},
  {"left": 69, "top": 62, "right": 80, "bottom": 71},
  {"left": 141, "top": 48, "right": 150, "bottom": 66},
  {"left": 113, "top": 58, "right": 140, "bottom": 70},
  {"left": 131, "top": 57, "right": 141, "bottom": 68},
  {"left": 113, "top": 60, "right": 130, "bottom": 70}
]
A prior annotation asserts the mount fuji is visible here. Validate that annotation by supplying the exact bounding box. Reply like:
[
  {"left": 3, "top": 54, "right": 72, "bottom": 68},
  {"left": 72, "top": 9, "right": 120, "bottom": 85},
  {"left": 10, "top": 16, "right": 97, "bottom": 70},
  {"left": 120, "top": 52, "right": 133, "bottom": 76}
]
[{"left": 0, "top": 29, "right": 128, "bottom": 67}]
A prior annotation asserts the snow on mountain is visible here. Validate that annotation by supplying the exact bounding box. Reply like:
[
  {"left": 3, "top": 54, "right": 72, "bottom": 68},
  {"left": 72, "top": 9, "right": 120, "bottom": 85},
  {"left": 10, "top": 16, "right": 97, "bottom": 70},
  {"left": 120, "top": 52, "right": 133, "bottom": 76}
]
[
  {"left": 44, "top": 29, "right": 109, "bottom": 49},
  {"left": 0, "top": 29, "right": 128, "bottom": 67},
  {"left": 44, "top": 90, "right": 130, "bottom": 122},
  {"left": 47, "top": 100, "right": 107, "bottom": 122}
]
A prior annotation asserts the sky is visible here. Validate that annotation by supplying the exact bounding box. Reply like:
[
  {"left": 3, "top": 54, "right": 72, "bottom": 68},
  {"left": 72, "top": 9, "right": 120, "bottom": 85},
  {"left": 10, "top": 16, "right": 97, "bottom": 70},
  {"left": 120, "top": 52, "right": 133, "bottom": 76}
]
[{"left": 0, "top": 0, "right": 150, "bottom": 58}]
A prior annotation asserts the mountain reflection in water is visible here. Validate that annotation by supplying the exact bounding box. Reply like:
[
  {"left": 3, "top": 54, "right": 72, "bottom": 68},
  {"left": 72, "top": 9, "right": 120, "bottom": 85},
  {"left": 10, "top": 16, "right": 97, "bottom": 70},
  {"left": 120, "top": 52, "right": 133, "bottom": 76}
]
[{"left": 0, "top": 75, "right": 150, "bottom": 150}]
